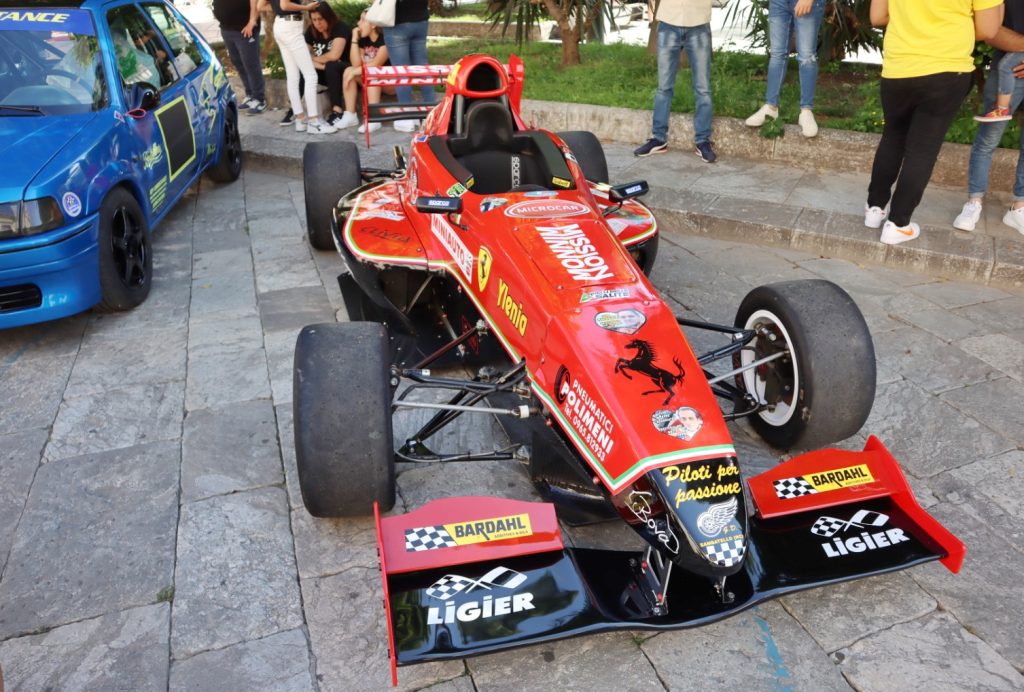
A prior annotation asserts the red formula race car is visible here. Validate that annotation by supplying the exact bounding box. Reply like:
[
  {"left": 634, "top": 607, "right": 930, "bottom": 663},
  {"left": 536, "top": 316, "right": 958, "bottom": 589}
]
[{"left": 293, "top": 55, "right": 964, "bottom": 685}]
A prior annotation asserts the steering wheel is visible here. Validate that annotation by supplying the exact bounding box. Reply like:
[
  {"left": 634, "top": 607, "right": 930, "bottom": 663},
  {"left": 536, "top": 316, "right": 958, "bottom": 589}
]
[{"left": 50, "top": 67, "right": 92, "bottom": 92}]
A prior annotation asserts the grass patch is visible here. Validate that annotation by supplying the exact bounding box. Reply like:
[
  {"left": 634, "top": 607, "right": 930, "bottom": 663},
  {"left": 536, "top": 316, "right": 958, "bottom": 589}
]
[
  {"left": 156, "top": 585, "right": 175, "bottom": 603},
  {"left": 426, "top": 39, "right": 1020, "bottom": 148}
]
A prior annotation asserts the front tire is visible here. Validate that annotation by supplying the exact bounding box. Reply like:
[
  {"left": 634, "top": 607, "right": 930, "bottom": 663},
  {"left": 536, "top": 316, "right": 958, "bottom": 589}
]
[
  {"left": 734, "top": 280, "right": 875, "bottom": 451},
  {"left": 556, "top": 131, "right": 608, "bottom": 184},
  {"left": 293, "top": 321, "right": 396, "bottom": 517},
  {"left": 96, "top": 188, "right": 152, "bottom": 312},
  {"left": 303, "top": 141, "right": 361, "bottom": 251}
]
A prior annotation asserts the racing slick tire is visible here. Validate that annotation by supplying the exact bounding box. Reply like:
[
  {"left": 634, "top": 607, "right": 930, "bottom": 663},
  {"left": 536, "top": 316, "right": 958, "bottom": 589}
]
[
  {"left": 207, "top": 109, "right": 242, "bottom": 183},
  {"left": 293, "top": 321, "right": 396, "bottom": 517},
  {"left": 556, "top": 131, "right": 608, "bottom": 183},
  {"left": 304, "top": 141, "right": 361, "bottom": 251},
  {"left": 734, "top": 279, "right": 875, "bottom": 451},
  {"left": 95, "top": 187, "right": 153, "bottom": 312}
]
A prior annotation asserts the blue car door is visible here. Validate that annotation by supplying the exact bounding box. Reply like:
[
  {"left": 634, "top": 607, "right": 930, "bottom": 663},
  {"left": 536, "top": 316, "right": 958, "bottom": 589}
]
[{"left": 105, "top": 2, "right": 198, "bottom": 216}]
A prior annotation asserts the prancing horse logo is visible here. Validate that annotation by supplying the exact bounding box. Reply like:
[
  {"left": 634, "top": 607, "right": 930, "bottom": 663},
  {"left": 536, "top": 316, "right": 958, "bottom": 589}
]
[{"left": 614, "top": 339, "right": 684, "bottom": 405}]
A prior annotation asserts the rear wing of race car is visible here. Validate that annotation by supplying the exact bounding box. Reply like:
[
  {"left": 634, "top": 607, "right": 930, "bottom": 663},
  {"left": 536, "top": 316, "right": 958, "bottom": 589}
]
[
  {"left": 373, "top": 437, "right": 964, "bottom": 687},
  {"left": 360, "top": 57, "right": 525, "bottom": 146}
]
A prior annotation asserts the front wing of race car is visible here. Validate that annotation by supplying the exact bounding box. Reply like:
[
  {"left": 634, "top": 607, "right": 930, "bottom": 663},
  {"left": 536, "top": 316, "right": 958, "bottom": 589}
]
[{"left": 374, "top": 436, "right": 963, "bottom": 685}]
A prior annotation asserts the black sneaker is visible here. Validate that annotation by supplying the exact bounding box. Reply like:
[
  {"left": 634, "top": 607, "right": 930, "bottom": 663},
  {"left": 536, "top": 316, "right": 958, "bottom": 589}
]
[
  {"left": 279, "top": 108, "right": 294, "bottom": 126},
  {"left": 694, "top": 141, "right": 717, "bottom": 163},
  {"left": 326, "top": 111, "right": 342, "bottom": 127},
  {"left": 246, "top": 100, "right": 267, "bottom": 115},
  {"left": 634, "top": 138, "right": 667, "bottom": 157}
]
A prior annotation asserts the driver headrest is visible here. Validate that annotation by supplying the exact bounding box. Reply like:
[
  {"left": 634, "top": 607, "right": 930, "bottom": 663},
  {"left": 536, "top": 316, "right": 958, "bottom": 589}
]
[{"left": 465, "top": 101, "right": 514, "bottom": 151}]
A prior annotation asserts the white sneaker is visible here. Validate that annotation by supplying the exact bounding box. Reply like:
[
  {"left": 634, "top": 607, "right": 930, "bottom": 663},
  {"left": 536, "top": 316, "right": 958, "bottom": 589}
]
[
  {"left": 799, "top": 109, "right": 818, "bottom": 138},
  {"left": 880, "top": 220, "right": 921, "bottom": 245},
  {"left": 394, "top": 119, "right": 420, "bottom": 133},
  {"left": 358, "top": 121, "right": 382, "bottom": 134},
  {"left": 294, "top": 118, "right": 307, "bottom": 133},
  {"left": 307, "top": 119, "right": 337, "bottom": 135},
  {"left": 745, "top": 104, "right": 778, "bottom": 127},
  {"left": 1002, "top": 205, "right": 1024, "bottom": 235},
  {"left": 953, "top": 199, "right": 983, "bottom": 231},
  {"left": 864, "top": 204, "right": 888, "bottom": 228},
  {"left": 336, "top": 111, "right": 359, "bottom": 129}
]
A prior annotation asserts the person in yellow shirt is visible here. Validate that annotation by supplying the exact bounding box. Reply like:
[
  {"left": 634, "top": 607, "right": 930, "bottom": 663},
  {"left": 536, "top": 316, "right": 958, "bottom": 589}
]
[{"left": 864, "top": 0, "right": 1004, "bottom": 244}]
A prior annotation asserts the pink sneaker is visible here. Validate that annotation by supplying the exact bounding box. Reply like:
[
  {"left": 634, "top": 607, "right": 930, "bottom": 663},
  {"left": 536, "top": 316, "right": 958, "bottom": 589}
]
[{"left": 974, "top": 107, "right": 1012, "bottom": 123}]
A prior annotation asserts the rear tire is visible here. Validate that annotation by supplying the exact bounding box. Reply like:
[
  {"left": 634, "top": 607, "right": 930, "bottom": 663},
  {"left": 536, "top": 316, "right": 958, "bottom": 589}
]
[
  {"left": 303, "top": 141, "right": 361, "bottom": 251},
  {"left": 293, "top": 321, "right": 396, "bottom": 517},
  {"left": 207, "top": 109, "right": 242, "bottom": 183},
  {"left": 556, "top": 131, "right": 608, "bottom": 184},
  {"left": 734, "top": 280, "right": 875, "bottom": 451}
]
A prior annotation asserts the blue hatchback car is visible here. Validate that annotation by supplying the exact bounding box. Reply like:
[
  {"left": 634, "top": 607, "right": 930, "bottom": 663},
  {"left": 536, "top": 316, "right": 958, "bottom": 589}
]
[{"left": 0, "top": 0, "right": 240, "bottom": 329}]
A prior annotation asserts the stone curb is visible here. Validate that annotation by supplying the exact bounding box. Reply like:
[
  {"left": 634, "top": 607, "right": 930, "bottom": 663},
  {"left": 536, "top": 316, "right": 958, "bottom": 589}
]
[{"left": 236, "top": 92, "right": 1024, "bottom": 288}]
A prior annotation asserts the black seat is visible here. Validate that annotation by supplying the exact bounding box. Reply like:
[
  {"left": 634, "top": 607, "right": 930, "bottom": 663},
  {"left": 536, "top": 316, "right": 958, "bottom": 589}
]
[{"left": 449, "top": 101, "right": 551, "bottom": 195}]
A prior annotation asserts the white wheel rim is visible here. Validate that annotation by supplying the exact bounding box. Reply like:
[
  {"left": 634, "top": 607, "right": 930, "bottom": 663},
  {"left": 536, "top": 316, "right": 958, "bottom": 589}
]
[{"left": 741, "top": 309, "right": 799, "bottom": 427}]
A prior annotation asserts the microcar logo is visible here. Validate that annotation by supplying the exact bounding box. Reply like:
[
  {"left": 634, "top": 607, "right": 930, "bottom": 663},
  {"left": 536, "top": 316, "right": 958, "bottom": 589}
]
[{"left": 503, "top": 199, "right": 589, "bottom": 219}]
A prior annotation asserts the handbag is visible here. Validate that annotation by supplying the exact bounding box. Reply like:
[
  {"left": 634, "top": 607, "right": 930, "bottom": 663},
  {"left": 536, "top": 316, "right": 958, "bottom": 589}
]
[{"left": 366, "top": 0, "right": 396, "bottom": 28}]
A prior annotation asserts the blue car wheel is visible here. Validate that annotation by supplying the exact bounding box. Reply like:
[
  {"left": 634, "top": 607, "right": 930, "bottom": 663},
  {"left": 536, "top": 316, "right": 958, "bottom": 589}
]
[
  {"left": 207, "top": 110, "right": 242, "bottom": 183},
  {"left": 96, "top": 187, "right": 152, "bottom": 312}
]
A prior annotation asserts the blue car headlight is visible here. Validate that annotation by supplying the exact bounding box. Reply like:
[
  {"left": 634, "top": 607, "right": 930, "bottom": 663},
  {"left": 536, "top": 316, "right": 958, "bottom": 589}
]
[{"left": 0, "top": 198, "right": 65, "bottom": 239}]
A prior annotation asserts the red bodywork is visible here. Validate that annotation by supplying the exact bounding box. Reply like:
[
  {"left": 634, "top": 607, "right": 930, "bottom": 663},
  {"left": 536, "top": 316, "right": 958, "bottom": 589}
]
[{"left": 346, "top": 55, "right": 733, "bottom": 496}]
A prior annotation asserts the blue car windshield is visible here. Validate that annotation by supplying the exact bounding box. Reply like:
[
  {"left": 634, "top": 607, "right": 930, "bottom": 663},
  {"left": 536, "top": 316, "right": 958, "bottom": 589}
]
[{"left": 0, "top": 10, "right": 107, "bottom": 114}]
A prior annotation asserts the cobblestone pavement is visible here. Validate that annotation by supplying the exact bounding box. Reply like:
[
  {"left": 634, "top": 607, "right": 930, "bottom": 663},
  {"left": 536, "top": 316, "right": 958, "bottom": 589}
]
[{"left": 0, "top": 149, "right": 1022, "bottom": 691}]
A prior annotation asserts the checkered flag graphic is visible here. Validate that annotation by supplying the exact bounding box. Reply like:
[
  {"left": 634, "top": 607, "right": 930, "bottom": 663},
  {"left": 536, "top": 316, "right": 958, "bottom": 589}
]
[
  {"left": 703, "top": 539, "right": 745, "bottom": 568},
  {"left": 811, "top": 510, "right": 889, "bottom": 538},
  {"left": 810, "top": 516, "right": 848, "bottom": 537},
  {"left": 773, "top": 476, "right": 817, "bottom": 499},
  {"left": 425, "top": 574, "right": 479, "bottom": 600},
  {"left": 404, "top": 525, "right": 457, "bottom": 552}
]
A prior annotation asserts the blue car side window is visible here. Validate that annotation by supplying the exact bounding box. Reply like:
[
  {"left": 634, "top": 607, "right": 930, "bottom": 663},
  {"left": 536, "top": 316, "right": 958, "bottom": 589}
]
[
  {"left": 142, "top": 3, "right": 205, "bottom": 78},
  {"left": 107, "top": 4, "right": 177, "bottom": 90}
]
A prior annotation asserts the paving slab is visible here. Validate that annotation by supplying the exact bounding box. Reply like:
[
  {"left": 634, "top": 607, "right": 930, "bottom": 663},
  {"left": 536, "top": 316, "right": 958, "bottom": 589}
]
[
  {"left": 0, "top": 430, "right": 46, "bottom": 575},
  {"left": 44, "top": 380, "right": 185, "bottom": 462},
  {"left": 872, "top": 326, "right": 1001, "bottom": 394},
  {"left": 0, "top": 442, "right": 179, "bottom": 639},
  {"left": 781, "top": 572, "right": 936, "bottom": 653},
  {"left": 0, "top": 354, "right": 73, "bottom": 436},
  {"left": 641, "top": 601, "right": 853, "bottom": 691},
  {"left": 909, "top": 502, "right": 1024, "bottom": 670},
  {"left": 291, "top": 511, "right": 379, "bottom": 580},
  {"left": 258, "top": 285, "right": 337, "bottom": 334},
  {"left": 0, "top": 314, "right": 86, "bottom": 365},
  {"left": 184, "top": 341, "right": 271, "bottom": 412},
  {"left": 862, "top": 380, "right": 1015, "bottom": 478},
  {"left": 64, "top": 329, "right": 187, "bottom": 399},
  {"left": 907, "top": 279, "right": 1014, "bottom": 310},
  {"left": 835, "top": 611, "right": 1023, "bottom": 692},
  {"left": 955, "top": 333, "right": 1024, "bottom": 381},
  {"left": 0, "top": 604, "right": 170, "bottom": 692},
  {"left": 181, "top": 399, "right": 283, "bottom": 503},
  {"left": 171, "top": 486, "right": 302, "bottom": 659},
  {"left": 468, "top": 632, "right": 661, "bottom": 691},
  {"left": 264, "top": 328, "right": 299, "bottom": 406},
  {"left": 193, "top": 246, "right": 254, "bottom": 279},
  {"left": 189, "top": 268, "right": 258, "bottom": 322},
  {"left": 188, "top": 313, "right": 264, "bottom": 349},
  {"left": 169, "top": 628, "right": 314, "bottom": 691},
  {"left": 939, "top": 376, "right": 1024, "bottom": 447},
  {"left": 301, "top": 567, "right": 466, "bottom": 691}
]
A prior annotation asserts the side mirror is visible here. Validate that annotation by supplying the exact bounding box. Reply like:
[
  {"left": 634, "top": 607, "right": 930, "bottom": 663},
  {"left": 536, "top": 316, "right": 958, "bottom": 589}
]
[
  {"left": 127, "top": 82, "right": 160, "bottom": 112},
  {"left": 608, "top": 180, "right": 649, "bottom": 203},
  {"left": 415, "top": 196, "right": 462, "bottom": 214}
]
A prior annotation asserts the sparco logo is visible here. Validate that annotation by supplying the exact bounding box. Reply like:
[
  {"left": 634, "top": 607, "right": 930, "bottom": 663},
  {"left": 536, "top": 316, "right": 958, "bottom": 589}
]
[
  {"left": 504, "top": 199, "right": 589, "bottom": 219},
  {"left": 425, "top": 566, "right": 535, "bottom": 624},
  {"left": 811, "top": 509, "right": 909, "bottom": 559}
]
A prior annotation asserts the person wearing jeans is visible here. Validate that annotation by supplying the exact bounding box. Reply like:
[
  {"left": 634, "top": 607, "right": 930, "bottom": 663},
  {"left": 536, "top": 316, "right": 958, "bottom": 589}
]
[
  {"left": 385, "top": 0, "right": 433, "bottom": 132},
  {"left": 953, "top": 0, "right": 1024, "bottom": 235},
  {"left": 214, "top": 0, "right": 266, "bottom": 113},
  {"left": 864, "top": 0, "right": 1003, "bottom": 245},
  {"left": 634, "top": 0, "right": 716, "bottom": 162},
  {"left": 744, "top": 0, "right": 825, "bottom": 137},
  {"left": 259, "top": 0, "right": 337, "bottom": 134}
]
